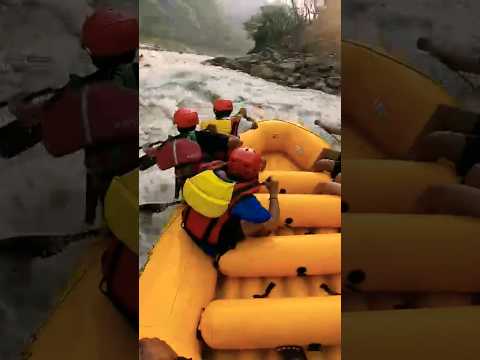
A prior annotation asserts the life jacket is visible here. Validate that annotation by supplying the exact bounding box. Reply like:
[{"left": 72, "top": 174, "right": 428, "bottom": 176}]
[
  {"left": 41, "top": 63, "right": 138, "bottom": 158},
  {"left": 100, "top": 236, "right": 138, "bottom": 327},
  {"left": 85, "top": 140, "right": 138, "bottom": 176},
  {"left": 200, "top": 116, "right": 241, "bottom": 136},
  {"left": 182, "top": 162, "right": 261, "bottom": 247},
  {"left": 41, "top": 81, "right": 138, "bottom": 157},
  {"left": 149, "top": 136, "right": 203, "bottom": 171}
]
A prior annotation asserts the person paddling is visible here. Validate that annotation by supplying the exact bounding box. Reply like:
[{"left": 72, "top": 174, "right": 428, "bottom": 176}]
[
  {"left": 312, "top": 148, "right": 341, "bottom": 196},
  {"left": 202, "top": 99, "right": 258, "bottom": 136},
  {"left": 8, "top": 7, "right": 139, "bottom": 225},
  {"left": 144, "top": 108, "right": 243, "bottom": 198},
  {"left": 181, "top": 147, "right": 280, "bottom": 256}
]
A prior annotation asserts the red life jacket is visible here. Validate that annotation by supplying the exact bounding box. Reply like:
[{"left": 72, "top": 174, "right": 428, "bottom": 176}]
[
  {"left": 41, "top": 82, "right": 138, "bottom": 157},
  {"left": 181, "top": 162, "right": 260, "bottom": 246},
  {"left": 230, "top": 116, "right": 241, "bottom": 137},
  {"left": 149, "top": 137, "right": 203, "bottom": 171}
]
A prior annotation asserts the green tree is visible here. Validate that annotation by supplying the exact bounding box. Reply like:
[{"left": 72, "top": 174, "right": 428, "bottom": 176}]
[{"left": 243, "top": 5, "right": 302, "bottom": 52}]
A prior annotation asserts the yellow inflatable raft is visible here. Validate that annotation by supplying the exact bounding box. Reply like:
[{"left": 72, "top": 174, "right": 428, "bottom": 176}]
[
  {"left": 342, "top": 38, "right": 479, "bottom": 324},
  {"left": 23, "top": 170, "right": 139, "bottom": 359},
  {"left": 342, "top": 40, "right": 458, "bottom": 159},
  {"left": 140, "top": 120, "right": 342, "bottom": 360}
]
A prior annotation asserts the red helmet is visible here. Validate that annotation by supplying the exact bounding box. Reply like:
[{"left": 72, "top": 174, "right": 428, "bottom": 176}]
[
  {"left": 227, "top": 147, "right": 263, "bottom": 181},
  {"left": 81, "top": 8, "right": 139, "bottom": 57},
  {"left": 173, "top": 108, "right": 199, "bottom": 129},
  {"left": 214, "top": 99, "right": 233, "bottom": 112}
]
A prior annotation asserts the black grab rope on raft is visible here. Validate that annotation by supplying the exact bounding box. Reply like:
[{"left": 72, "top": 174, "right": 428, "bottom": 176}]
[
  {"left": 320, "top": 283, "right": 341, "bottom": 296},
  {"left": 276, "top": 346, "right": 308, "bottom": 360},
  {"left": 253, "top": 282, "right": 276, "bottom": 298}
]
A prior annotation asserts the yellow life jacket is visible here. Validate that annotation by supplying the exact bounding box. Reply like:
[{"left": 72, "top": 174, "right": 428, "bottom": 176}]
[
  {"left": 183, "top": 169, "right": 235, "bottom": 218},
  {"left": 200, "top": 119, "right": 233, "bottom": 135},
  {"left": 104, "top": 169, "right": 139, "bottom": 255}
]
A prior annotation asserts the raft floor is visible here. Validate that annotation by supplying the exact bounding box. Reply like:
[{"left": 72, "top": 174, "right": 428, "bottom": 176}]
[{"left": 203, "top": 151, "right": 341, "bottom": 360}]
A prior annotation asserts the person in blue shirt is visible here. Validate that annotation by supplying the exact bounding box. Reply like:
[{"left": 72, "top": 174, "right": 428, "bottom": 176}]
[{"left": 182, "top": 147, "right": 280, "bottom": 256}]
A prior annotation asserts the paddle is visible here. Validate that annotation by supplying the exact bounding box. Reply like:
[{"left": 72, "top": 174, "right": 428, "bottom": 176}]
[
  {"left": 139, "top": 180, "right": 269, "bottom": 214},
  {"left": 139, "top": 200, "right": 183, "bottom": 213},
  {"left": 0, "top": 87, "right": 58, "bottom": 109},
  {"left": 138, "top": 136, "right": 177, "bottom": 171},
  {"left": 0, "top": 229, "right": 100, "bottom": 258},
  {"left": 275, "top": 346, "right": 308, "bottom": 360},
  {"left": 0, "top": 88, "right": 60, "bottom": 158}
]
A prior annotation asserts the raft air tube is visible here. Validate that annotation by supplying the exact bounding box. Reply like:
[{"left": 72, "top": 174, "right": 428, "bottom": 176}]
[
  {"left": 343, "top": 159, "right": 459, "bottom": 213},
  {"left": 342, "top": 123, "right": 386, "bottom": 159},
  {"left": 343, "top": 307, "right": 480, "bottom": 360},
  {"left": 139, "top": 214, "right": 217, "bottom": 359},
  {"left": 219, "top": 234, "right": 341, "bottom": 277},
  {"left": 199, "top": 296, "right": 340, "bottom": 350},
  {"left": 255, "top": 194, "right": 341, "bottom": 228},
  {"left": 259, "top": 171, "right": 331, "bottom": 194},
  {"left": 343, "top": 214, "right": 480, "bottom": 292},
  {"left": 104, "top": 169, "right": 139, "bottom": 254},
  {"left": 342, "top": 40, "right": 457, "bottom": 158},
  {"left": 241, "top": 120, "right": 330, "bottom": 170}
]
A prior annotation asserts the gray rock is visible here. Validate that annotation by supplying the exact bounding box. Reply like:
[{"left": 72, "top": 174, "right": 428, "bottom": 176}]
[
  {"left": 326, "top": 77, "right": 341, "bottom": 89},
  {"left": 316, "top": 63, "right": 333, "bottom": 72},
  {"left": 212, "top": 56, "right": 228, "bottom": 64},
  {"left": 251, "top": 64, "right": 275, "bottom": 79},
  {"left": 324, "top": 87, "right": 339, "bottom": 95},
  {"left": 305, "top": 56, "right": 320, "bottom": 66},
  {"left": 313, "top": 80, "right": 327, "bottom": 91},
  {"left": 278, "top": 61, "right": 297, "bottom": 73},
  {"left": 299, "top": 78, "right": 314, "bottom": 88},
  {"left": 275, "top": 73, "right": 289, "bottom": 81}
]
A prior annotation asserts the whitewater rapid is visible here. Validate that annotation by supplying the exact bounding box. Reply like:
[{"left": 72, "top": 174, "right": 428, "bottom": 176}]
[{"left": 138, "top": 47, "right": 341, "bottom": 267}]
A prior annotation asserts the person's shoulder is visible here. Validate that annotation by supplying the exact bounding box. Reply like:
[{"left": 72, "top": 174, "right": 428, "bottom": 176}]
[
  {"left": 231, "top": 195, "right": 271, "bottom": 223},
  {"left": 196, "top": 130, "right": 228, "bottom": 139}
]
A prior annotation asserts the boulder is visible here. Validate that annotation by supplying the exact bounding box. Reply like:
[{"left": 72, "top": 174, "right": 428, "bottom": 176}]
[
  {"left": 278, "top": 61, "right": 297, "bottom": 73},
  {"left": 326, "top": 77, "right": 341, "bottom": 89},
  {"left": 275, "top": 73, "right": 289, "bottom": 81},
  {"left": 313, "top": 80, "right": 327, "bottom": 91},
  {"left": 251, "top": 64, "right": 275, "bottom": 79},
  {"left": 305, "top": 56, "right": 320, "bottom": 66}
]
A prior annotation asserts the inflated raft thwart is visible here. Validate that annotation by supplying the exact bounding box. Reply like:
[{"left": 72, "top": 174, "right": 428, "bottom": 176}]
[
  {"left": 343, "top": 159, "right": 459, "bottom": 213},
  {"left": 241, "top": 120, "right": 330, "bottom": 170},
  {"left": 255, "top": 194, "right": 341, "bottom": 228},
  {"left": 259, "top": 170, "right": 331, "bottom": 194},
  {"left": 199, "top": 296, "right": 341, "bottom": 349},
  {"left": 343, "top": 214, "right": 480, "bottom": 292},
  {"left": 219, "top": 234, "right": 341, "bottom": 277}
]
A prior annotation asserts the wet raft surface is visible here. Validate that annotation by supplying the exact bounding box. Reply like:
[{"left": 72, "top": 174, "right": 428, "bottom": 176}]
[
  {"left": 341, "top": 40, "right": 480, "bottom": 358},
  {"left": 203, "top": 122, "right": 341, "bottom": 360},
  {"left": 140, "top": 121, "right": 341, "bottom": 360}
]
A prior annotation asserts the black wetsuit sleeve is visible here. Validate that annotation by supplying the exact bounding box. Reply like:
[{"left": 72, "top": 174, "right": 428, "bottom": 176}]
[
  {"left": 332, "top": 155, "right": 341, "bottom": 178},
  {"left": 458, "top": 136, "right": 480, "bottom": 176},
  {"left": 195, "top": 130, "right": 229, "bottom": 156}
]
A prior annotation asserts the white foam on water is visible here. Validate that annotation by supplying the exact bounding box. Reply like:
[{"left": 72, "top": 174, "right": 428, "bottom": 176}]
[
  {"left": 138, "top": 47, "right": 341, "bottom": 269},
  {"left": 0, "top": 1, "right": 96, "bottom": 359}
]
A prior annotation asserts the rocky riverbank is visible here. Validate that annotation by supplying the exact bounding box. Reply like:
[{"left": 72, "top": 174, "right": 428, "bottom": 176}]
[{"left": 203, "top": 48, "right": 341, "bottom": 95}]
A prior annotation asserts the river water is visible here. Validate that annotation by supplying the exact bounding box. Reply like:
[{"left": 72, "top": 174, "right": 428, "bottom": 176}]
[{"left": 138, "top": 47, "right": 341, "bottom": 268}]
